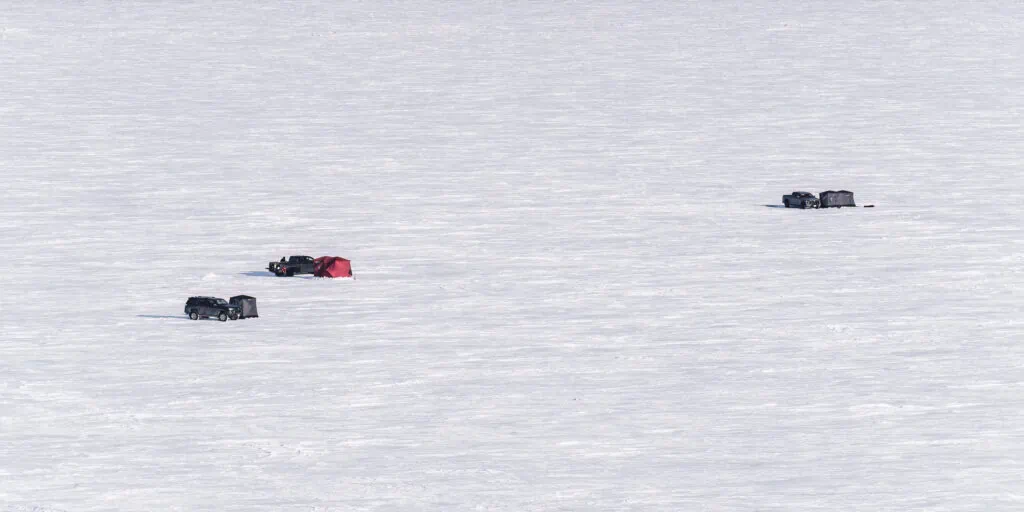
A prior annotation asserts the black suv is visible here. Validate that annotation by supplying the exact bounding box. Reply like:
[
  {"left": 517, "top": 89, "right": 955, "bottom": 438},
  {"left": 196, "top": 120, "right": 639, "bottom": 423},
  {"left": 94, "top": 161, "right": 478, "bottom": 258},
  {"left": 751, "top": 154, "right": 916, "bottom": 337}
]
[{"left": 185, "top": 296, "right": 240, "bottom": 321}]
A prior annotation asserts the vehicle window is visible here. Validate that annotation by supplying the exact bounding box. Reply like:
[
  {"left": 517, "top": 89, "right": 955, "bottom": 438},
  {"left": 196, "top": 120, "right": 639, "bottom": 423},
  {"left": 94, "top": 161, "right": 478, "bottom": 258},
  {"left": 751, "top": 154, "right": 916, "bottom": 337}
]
[{"left": 215, "top": 299, "right": 227, "bottom": 305}]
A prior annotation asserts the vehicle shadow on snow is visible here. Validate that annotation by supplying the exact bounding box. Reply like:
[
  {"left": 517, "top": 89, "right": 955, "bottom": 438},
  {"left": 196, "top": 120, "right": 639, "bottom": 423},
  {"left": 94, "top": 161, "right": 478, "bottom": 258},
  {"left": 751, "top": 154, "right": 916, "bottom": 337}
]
[
  {"left": 763, "top": 204, "right": 787, "bottom": 208},
  {"left": 138, "top": 315, "right": 235, "bottom": 321},
  {"left": 240, "top": 271, "right": 314, "bottom": 279}
]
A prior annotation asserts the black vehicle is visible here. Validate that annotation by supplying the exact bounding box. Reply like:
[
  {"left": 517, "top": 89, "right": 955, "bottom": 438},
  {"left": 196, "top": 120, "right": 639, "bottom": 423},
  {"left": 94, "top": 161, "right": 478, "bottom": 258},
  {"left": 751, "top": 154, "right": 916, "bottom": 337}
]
[
  {"left": 783, "top": 191, "right": 820, "bottom": 209},
  {"left": 267, "top": 255, "right": 315, "bottom": 277},
  {"left": 185, "top": 296, "right": 240, "bottom": 321}
]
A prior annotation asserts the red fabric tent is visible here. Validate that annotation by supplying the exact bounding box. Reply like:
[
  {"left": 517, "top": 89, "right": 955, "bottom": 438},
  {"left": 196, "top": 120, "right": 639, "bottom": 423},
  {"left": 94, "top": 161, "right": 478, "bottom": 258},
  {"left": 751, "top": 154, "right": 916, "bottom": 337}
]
[{"left": 313, "top": 256, "right": 353, "bottom": 278}]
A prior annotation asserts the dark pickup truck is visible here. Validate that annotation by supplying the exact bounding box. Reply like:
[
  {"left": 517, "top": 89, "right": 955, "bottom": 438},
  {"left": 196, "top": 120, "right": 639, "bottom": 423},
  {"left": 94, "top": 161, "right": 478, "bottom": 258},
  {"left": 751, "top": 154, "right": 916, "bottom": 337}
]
[
  {"left": 783, "top": 191, "right": 820, "bottom": 209},
  {"left": 268, "top": 255, "right": 315, "bottom": 277}
]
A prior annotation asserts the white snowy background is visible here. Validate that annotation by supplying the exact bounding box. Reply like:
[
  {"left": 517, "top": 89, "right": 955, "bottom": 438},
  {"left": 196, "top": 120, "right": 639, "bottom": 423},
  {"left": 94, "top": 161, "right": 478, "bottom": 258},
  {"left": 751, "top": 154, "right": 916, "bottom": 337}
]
[{"left": 2, "top": 1, "right": 1024, "bottom": 510}]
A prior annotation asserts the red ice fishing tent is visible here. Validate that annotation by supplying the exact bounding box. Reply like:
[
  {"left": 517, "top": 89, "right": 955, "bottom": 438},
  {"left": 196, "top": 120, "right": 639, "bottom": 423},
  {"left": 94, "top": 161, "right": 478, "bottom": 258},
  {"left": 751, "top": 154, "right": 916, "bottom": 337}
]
[{"left": 313, "top": 256, "right": 353, "bottom": 278}]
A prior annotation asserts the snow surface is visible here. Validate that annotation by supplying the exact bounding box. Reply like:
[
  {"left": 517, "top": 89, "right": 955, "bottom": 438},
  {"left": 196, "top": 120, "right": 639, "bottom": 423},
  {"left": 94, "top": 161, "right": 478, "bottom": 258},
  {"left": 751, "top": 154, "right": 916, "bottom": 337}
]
[{"left": 3, "top": 1, "right": 1024, "bottom": 510}]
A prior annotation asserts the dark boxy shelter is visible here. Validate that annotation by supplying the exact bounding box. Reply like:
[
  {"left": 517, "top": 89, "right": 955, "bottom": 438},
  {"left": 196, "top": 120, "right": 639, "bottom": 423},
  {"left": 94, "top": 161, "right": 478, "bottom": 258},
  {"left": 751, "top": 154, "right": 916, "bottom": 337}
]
[
  {"left": 229, "top": 295, "right": 258, "bottom": 319},
  {"left": 819, "top": 190, "right": 856, "bottom": 208}
]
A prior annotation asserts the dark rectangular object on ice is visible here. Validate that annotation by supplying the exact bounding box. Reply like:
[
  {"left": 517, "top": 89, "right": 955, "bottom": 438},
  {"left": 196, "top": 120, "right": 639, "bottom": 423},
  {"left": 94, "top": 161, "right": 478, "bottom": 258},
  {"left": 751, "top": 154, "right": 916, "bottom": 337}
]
[
  {"left": 229, "top": 295, "right": 258, "bottom": 319},
  {"left": 819, "top": 190, "right": 856, "bottom": 208}
]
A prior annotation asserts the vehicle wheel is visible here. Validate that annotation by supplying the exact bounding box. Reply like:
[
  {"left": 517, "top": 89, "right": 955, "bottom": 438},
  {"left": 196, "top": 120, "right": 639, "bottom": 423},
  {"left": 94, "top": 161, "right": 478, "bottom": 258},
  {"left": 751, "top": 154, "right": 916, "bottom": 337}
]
[
  {"left": 783, "top": 200, "right": 790, "bottom": 208},
  {"left": 218, "top": 312, "right": 228, "bottom": 322},
  {"left": 229, "top": 312, "right": 239, "bottom": 321},
  {"left": 189, "top": 311, "right": 199, "bottom": 320}
]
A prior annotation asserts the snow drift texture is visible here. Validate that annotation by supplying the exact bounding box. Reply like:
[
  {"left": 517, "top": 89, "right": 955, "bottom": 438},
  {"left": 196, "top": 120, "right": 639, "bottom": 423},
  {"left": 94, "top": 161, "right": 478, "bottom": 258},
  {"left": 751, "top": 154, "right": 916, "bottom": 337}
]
[{"left": 2, "top": 2, "right": 1024, "bottom": 511}]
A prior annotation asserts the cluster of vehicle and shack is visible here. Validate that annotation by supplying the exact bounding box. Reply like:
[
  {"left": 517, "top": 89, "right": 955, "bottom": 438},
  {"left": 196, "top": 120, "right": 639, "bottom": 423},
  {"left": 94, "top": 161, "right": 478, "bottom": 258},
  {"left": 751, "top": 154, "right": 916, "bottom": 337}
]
[
  {"left": 268, "top": 255, "right": 352, "bottom": 278},
  {"left": 184, "top": 295, "right": 258, "bottom": 322},
  {"left": 782, "top": 190, "right": 868, "bottom": 209},
  {"left": 185, "top": 255, "right": 352, "bottom": 322}
]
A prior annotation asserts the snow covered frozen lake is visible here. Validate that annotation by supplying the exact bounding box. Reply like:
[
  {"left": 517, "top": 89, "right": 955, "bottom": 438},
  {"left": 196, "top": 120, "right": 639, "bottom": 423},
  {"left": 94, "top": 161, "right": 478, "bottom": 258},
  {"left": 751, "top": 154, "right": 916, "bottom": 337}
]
[{"left": 2, "top": 1, "right": 1024, "bottom": 510}]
